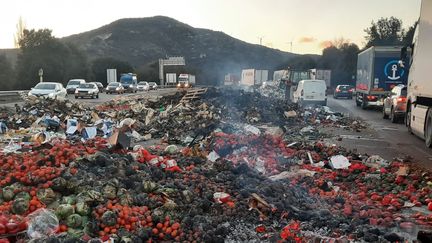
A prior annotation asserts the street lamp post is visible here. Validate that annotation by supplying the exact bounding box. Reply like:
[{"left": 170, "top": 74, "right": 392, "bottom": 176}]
[{"left": 38, "top": 68, "right": 43, "bottom": 83}]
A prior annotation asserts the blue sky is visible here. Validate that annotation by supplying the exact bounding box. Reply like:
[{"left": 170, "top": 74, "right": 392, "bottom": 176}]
[{"left": 0, "top": 0, "right": 421, "bottom": 54}]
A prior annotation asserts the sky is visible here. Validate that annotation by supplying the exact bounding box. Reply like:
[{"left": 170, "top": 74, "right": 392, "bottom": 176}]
[{"left": 0, "top": 0, "right": 421, "bottom": 54}]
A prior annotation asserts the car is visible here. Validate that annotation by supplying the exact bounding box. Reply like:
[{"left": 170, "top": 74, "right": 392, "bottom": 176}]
[
  {"left": 75, "top": 83, "right": 99, "bottom": 99},
  {"left": 105, "top": 82, "right": 125, "bottom": 94},
  {"left": 66, "top": 79, "right": 86, "bottom": 94},
  {"left": 383, "top": 85, "right": 407, "bottom": 123},
  {"left": 333, "top": 85, "right": 354, "bottom": 99},
  {"left": 28, "top": 82, "right": 67, "bottom": 99},
  {"left": 92, "top": 82, "right": 105, "bottom": 93},
  {"left": 137, "top": 81, "right": 150, "bottom": 91},
  {"left": 292, "top": 79, "right": 327, "bottom": 106},
  {"left": 148, "top": 82, "right": 158, "bottom": 90},
  {"left": 120, "top": 73, "right": 138, "bottom": 93}
]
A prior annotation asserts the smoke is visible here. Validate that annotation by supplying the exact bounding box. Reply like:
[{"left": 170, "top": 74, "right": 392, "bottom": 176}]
[
  {"left": 318, "top": 40, "right": 333, "bottom": 49},
  {"left": 299, "top": 37, "right": 317, "bottom": 43}
]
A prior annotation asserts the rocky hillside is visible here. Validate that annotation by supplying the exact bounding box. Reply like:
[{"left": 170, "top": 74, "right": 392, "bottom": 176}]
[{"left": 62, "top": 16, "right": 296, "bottom": 83}]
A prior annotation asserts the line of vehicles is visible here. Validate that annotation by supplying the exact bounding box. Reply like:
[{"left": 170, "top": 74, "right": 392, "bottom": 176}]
[{"left": 28, "top": 73, "right": 158, "bottom": 99}]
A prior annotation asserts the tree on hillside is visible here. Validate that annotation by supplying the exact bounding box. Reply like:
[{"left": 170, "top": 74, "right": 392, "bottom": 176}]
[
  {"left": 0, "top": 55, "right": 15, "bottom": 91},
  {"left": 16, "top": 29, "right": 89, "bottom": 89},
  {"left": 402, "top": 21, "right": 418, "bottom": 45},
  {"left": 364, "top": 17, "right": 418, "bottom": 48},
  {"left": 14, "top": 17, "right": 26, "bottom": 48},
  {"left": 318, "top": 40, "right": 359, "bottom": 86},
  {"left": 90, "top": 57, "right": 133, "bottom": 85}
]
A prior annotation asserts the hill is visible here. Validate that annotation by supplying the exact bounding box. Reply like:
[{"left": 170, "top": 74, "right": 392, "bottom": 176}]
[{"left": 62, "top": 16, "right": 297, "bottom": 83}]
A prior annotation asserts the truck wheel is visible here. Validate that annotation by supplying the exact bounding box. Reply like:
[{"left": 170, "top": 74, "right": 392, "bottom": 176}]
[
  {"left": 382, "top": 106, "right": 389, "bottom": 119},
  {"left": 390, "top": 107, "right": 398, "bottom": 123},
  {"left": 425, "top": 108, "right": 432, "bottom": 147},
  {"left": 361, "top": 95, "right": 368, "bottom": 110},
  {"left": 356, "top": 95, "right": 361, "bottom": 107},
  {"left": 406, "top": 102, "right": 413, "bottom": 134}
]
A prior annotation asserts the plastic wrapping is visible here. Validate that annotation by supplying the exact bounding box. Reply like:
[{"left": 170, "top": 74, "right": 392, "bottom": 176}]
[{"left": 27, "top": 209, "right": 59, "bottom": 239}]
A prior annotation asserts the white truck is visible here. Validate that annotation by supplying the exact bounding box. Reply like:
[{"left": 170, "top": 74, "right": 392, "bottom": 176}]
[
  {"left": 241, "top": 69, "right": 268, "bottom": 86},
  {"left": 177, "top": 74, "right": 196, "bottom": 88},
  {"left": 404, "top": 0, "right": 432, "bottom": 147},
  {"left": 107, "top": 69, "right": 117, "bottom": 84},
  {"left": 273, "top": 70, "right": 288, "bottom": 82},
  {"left": 166, "top": 73, "right": 177, "bottom": 84},
  {"left": 309, "top": 69, "right": 331, "bottom": 88}
]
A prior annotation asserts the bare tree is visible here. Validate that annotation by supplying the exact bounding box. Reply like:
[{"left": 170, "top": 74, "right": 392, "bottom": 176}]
[{"left": 14, "top": 16, "right": 26, "bottom": 48}]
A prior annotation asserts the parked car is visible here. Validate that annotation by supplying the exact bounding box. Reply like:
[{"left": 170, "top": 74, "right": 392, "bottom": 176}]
[
  {"left": 292, "top": 80, "right": 327, "bottom": 106},
  {"left": 383, "top": 85, "right": 407, "bottom": 123},
  {"left": 28, "top": 82, "right": 67, "bottom": 99},
  {"left": 106, "top": 82, "right": 125, "bottom": 94},
  {"left": 137, "top": 81, "right": 150, "bottom": 91},
  {"left": 75, "top": 83, "right": 99, "bottom": 99},
  {"left": 66, "top": 79, "right": 86, "bottom": 94},
  {"left": 333, "top": 85, "right": 354, "bottom": 99},
  {"left": 92, "top": 82, "right": 105, "bottom": 93},
  {"left": 148, "top": 82, "right": 158, "bottom": 90}
]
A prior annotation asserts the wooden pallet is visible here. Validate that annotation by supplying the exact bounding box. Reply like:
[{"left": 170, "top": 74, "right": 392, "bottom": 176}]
[{"left": 180, "top": 88, "right": 208, "bottom": 103}]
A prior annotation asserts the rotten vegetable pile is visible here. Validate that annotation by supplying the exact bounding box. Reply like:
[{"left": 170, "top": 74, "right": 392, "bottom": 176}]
[{"left": 0, "top": 88, "right": 431, "bottom": 242}]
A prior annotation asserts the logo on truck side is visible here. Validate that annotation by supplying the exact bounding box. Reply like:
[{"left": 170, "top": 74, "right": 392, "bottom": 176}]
[{"left": 384, "top": 60, "right": 405, "bottom": 81}]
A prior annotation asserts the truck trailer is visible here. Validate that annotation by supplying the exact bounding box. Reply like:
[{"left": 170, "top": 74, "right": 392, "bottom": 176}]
[
  {"left": 241, "top": 69, "right": 268, "bottom": 86},
  {"left": 356, "top": 46, "right": 409, "bottom": 109},
  {"left": 309, "top": 69, "right": 331, "bottom": 88},
  {"left": 404, "top": 0, "right": 432, "bottom": 147}
]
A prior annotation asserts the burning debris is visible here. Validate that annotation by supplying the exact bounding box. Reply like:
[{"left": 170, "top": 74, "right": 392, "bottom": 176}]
[{"left": 0, "top": 87, "right": 429, "bottom": 242}]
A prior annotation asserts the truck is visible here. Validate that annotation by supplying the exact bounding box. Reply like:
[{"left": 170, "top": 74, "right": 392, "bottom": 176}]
[
  {"left": 309, "top": 69, "right": 331, "bottom": 88},
  {"left": 119, "top": 73, "right": 138, "bottom": 93},
  {"left": 356, "top": 46, "right": 409, "bottom": 109},
  {"left": 107, "top": 69, "right": 117, "bottom": 84},
  {"left": 273, "top": 70, "right": 289, "bottom": 82},
  {"left": 403, "top": 0, "right": 432, "bottom": 147},
  {"left": 240, "top": 69, "right": 268, "bottom": 86},
  {"left": 224, "top": 73, "right": 240, "bottom": 85},
  {"left": 166, "top": 73, "right": 177, "bottom": 84},
  {"left": 177, "top": 74, "right": 195, "bottom": 88}
]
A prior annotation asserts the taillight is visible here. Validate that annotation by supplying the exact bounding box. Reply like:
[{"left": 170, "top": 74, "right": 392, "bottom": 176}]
[
  {"left": 367, "top": 96, "right": 377, "bottom": 101},
  {"left": 349, "top": 88, "right": 354, "bottom": 92},
  {"left": 301, "top": 90, "right": 304, "bottom": 96},
  {"left": 335, "top": 89, "right": 340, "bottom": 92},
  {"left": 397, "top": 97, "right": 407, "bottom": 103}
]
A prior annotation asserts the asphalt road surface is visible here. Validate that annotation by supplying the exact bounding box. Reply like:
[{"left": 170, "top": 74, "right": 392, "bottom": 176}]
[
  {"left": 0, "top": 88, "right": 178, "bottom": 108},
  {"left": 326, "top": 96, "right": 432, "bottom": 169}
]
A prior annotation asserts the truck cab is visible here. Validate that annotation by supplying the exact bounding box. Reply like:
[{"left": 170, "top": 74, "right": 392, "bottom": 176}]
[
  {"left": 120, "top": 73, "right": 138, "bottom": 93},
  {"left": 404, "top": 0, "right": 432, "bottom": 147},
  {"left": 177, "top": 74, "right": 195, "bottom": 89}
]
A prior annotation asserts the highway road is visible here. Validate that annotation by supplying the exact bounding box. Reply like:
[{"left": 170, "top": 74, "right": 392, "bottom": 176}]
[
  {"left": 0, "top": 88, "right": 178, "bottom": 108},
  {"left": 326, "top": 96, "right": 432, "bottom": 169}
]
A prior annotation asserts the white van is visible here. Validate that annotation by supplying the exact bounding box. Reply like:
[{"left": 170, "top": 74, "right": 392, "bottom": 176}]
[
  {"left": 292, "top": 79, "right": 327, "bottom": 106},
  {"left": 66, "top": 79, "right": 86, "bottom": 94}
]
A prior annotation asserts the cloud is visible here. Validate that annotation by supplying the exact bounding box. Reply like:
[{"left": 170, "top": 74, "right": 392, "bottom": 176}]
[
  {"left": 318, "top": 40, "right": 333, "bottom": 49},
  {"left": 299, "top": 37, "right": 316, "bottom": 43}
]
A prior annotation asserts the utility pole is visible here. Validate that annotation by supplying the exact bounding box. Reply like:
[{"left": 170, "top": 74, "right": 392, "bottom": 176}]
[
  {"left": 38, "top": 68, "right": 43, "bottom": 83},
  {"left": 257, "top": 36, "right": 264, "bottom": 45},
  {"left": 286, "top": 41, "right": 293, "bottom": 52}
]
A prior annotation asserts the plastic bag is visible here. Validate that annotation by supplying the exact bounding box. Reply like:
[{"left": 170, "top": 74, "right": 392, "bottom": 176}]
[{"left": 27, "top": 208, "right": 59, "bottom": 239}]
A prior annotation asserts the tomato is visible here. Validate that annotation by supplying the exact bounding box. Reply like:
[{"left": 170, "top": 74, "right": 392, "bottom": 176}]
[
  {"left": 428, "top": 202, "right": 432, "bottom": 211},
  {"left": 0, "top": 223, "right": 6, "bottom": 235},
  {"left": 6, "top": 221, "right": 19, "bottom": 234}
]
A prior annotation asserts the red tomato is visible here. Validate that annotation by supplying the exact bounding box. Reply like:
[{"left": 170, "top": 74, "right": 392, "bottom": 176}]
[{"left": 428, "top": 202, "right": 432, "bottom": 211}]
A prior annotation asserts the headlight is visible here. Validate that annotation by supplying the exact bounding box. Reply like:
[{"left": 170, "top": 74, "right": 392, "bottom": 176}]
[
  {"left": 177, "top": 84, "right": 180, "bottom": 87},
  {"left": 48, "top": 93, "right": 55, "bottom": 97},
  {"left": 116, "top": 87, "right": 120, "bottom": 90},
  {"left": 75, "top": 90, "right": 79, "bottom": 94}
]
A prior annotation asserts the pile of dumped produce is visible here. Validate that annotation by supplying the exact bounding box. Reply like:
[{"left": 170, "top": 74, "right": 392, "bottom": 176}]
[{"left": 0, "top": 87, "right": 431, "bottom": 242}]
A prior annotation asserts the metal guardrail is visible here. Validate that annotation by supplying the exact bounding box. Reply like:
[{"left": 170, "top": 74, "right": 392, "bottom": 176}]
[{"left": 0, "top": 90, "right": 28, "bottom": 101}]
